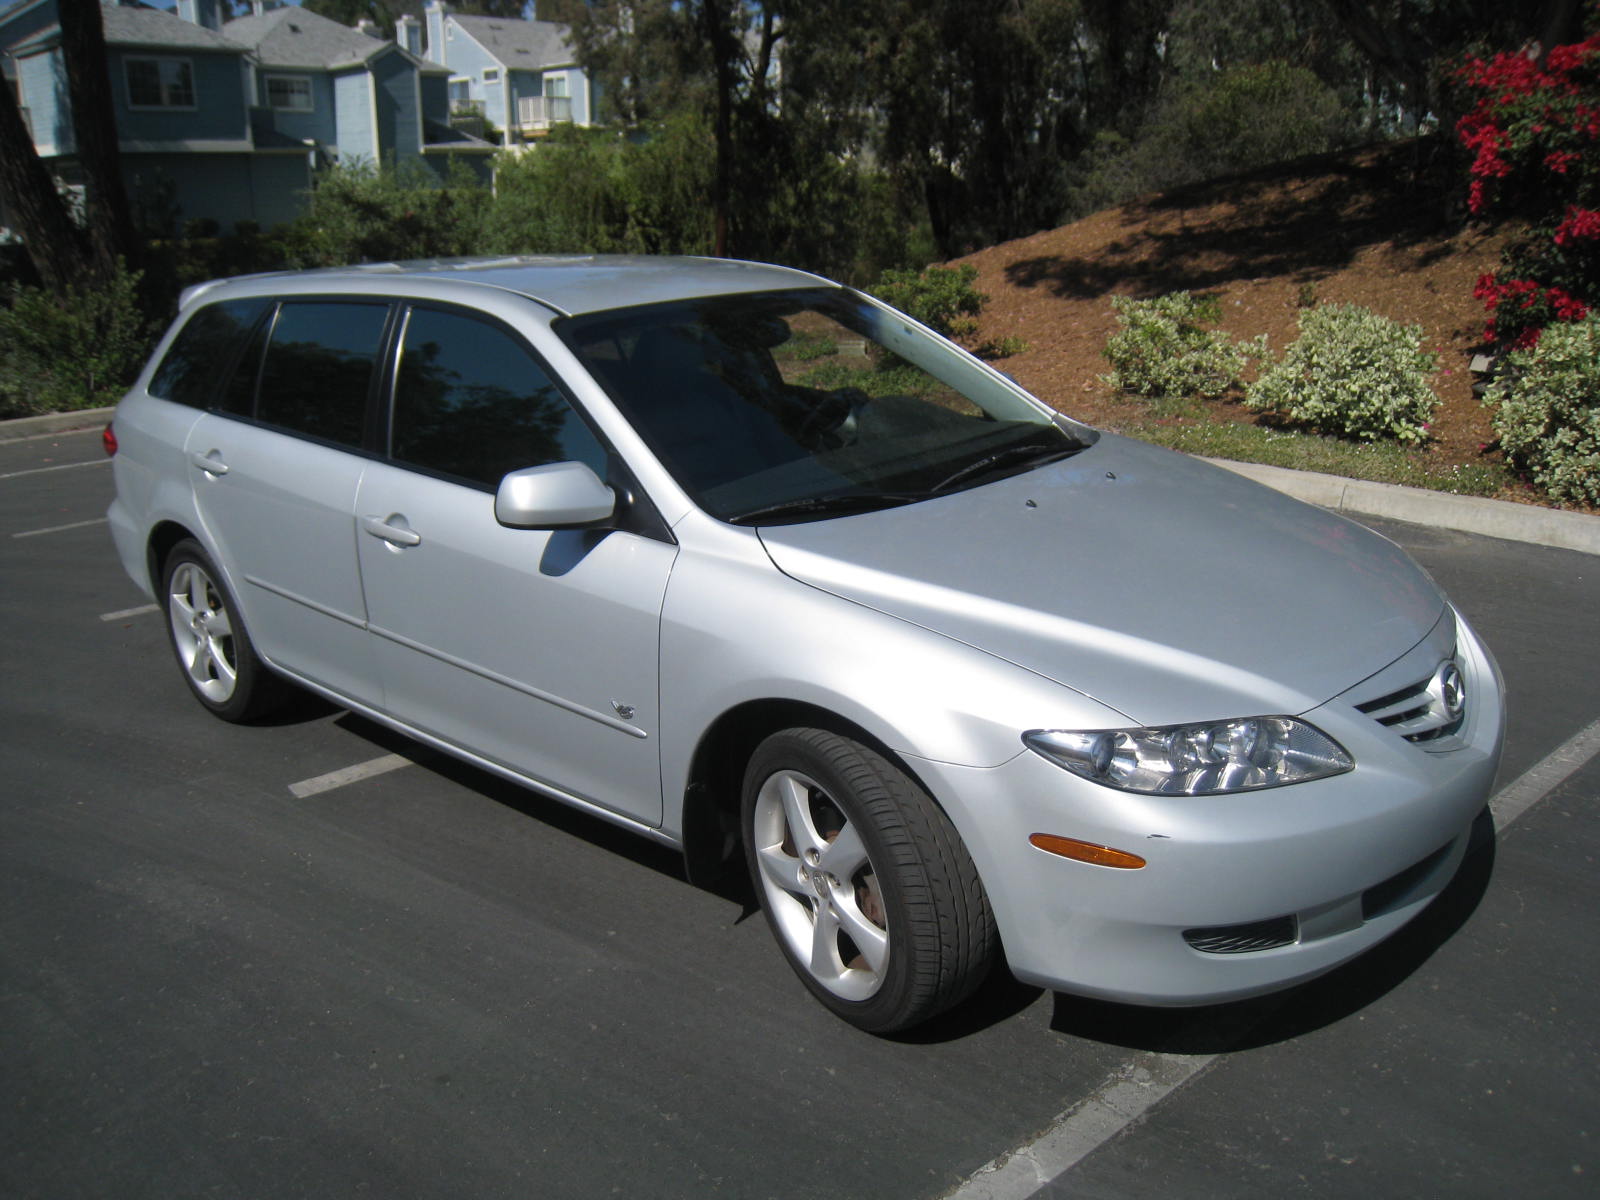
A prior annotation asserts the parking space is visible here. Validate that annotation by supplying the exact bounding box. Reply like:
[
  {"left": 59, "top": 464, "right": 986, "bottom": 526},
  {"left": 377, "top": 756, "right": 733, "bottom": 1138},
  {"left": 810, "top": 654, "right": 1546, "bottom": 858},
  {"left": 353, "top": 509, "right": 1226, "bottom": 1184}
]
[{"left": 2, "top": 428, "right": 1596, "bottom": 1198}]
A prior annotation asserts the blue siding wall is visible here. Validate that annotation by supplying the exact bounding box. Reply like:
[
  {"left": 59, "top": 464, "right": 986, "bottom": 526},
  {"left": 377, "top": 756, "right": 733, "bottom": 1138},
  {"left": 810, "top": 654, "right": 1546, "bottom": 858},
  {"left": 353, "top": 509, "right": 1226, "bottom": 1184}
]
[
  {"left": 371, "top": 48, "right": 420, "bottom": 161},
  {"left": 16, "top": 48, "right": 69, "bottom": 154},
  {"left": 121, "top": 151, "right": 309, "bottom": 233},
  {"left": 332, "top": 70, "right": 374, "bottom": 163},
  {"left": 420, "top": 152, "right": 492, "bottom": 187},
  {"left": 419, "top": 73, "right": 449, "bottom": 125},
  {"left": 249, "top": 153, "right": 312, "bottom": 228},
  {"left": 439, "top": 29, "right": 505, "bottom": 130},
  {"left": 112, "top": 49, "right": 248, "bottom": 144},
  {"left": 255, "top": 72, "right": 337, "bottom": 147}
]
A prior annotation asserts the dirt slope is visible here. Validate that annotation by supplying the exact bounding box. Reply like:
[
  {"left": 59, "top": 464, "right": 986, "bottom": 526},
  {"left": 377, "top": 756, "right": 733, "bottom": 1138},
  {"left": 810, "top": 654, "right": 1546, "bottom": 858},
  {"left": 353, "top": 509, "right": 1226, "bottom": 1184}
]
[{"left": 955, "top": 143, "right": 1510, "bottom": 472}]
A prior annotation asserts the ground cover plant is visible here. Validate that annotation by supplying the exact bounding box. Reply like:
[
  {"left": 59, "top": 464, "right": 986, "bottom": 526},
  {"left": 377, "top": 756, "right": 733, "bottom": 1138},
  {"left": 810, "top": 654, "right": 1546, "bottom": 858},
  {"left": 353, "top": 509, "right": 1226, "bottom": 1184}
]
[
  {"left": 952, "top": 142, "right": 1532, "bottom": 504},
  {"left": 1487, "top": 314, "right": 1600, "bottom": 505},
  {"left": 1244, "top": 303, "right": 1438, "bottom": 444},
  {"left": 1102, "top": 291, "right": 1257, "bottom": 399}
]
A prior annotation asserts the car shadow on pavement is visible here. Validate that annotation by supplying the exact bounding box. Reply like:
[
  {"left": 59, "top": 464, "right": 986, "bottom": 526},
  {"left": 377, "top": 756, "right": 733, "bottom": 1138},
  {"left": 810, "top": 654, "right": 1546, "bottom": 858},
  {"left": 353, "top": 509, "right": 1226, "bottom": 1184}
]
[
  {"left": 330, "top": 712, "right": 691, "bottom": 880},
  {"left": 323, "top": 710, "right": 1495, "bottom": 1048},
  {"left": 1044, "top": 807, "right": 1498, "bottom": 1053}
]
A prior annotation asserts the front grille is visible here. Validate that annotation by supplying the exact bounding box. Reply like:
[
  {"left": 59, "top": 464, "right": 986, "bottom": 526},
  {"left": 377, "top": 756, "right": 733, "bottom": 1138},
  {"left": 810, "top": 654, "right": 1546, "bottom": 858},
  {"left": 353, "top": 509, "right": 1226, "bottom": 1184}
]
[
  {"left": 1362, "top": 841, "right": 1453, "bottom": 919},
  {"left": 1183, "top": 916, "right": 1297, "bottom": 955},
  {"left": 1355, "top": 658, "right": 1466, "bottom": 745}
]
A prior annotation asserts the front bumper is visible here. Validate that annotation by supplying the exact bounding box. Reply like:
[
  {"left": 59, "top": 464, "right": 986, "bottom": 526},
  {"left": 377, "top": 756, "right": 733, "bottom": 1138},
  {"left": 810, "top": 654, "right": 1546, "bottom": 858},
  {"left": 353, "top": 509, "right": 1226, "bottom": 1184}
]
[{"left": 909, "top": 609, "right": 1504, "bottom": 1006}]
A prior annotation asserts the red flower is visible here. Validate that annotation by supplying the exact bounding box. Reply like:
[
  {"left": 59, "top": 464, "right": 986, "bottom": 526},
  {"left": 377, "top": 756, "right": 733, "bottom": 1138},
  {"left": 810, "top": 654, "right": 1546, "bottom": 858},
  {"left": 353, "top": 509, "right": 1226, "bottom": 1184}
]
[
  {"left": 1547, "top": 286, "right": 1591, "bottom": 321},
  {"left": 1555, "top": 207, "right": 1600, "bottom": 245},
  {"left": 1545, "top": 150, "right": 1580, "bottom": 174}
]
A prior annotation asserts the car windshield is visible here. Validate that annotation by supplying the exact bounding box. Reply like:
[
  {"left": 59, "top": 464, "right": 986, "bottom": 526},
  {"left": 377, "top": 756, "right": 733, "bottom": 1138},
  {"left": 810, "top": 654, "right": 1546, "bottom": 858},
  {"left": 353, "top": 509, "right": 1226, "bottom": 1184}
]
[{"left": 555, "top": 287, "right": 1090, "bottom": 524}]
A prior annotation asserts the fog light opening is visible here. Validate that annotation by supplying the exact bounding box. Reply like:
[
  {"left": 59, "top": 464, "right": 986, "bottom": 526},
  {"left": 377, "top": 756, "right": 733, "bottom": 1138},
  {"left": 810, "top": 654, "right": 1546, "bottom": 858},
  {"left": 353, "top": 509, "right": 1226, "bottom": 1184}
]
[{"left": 1028, "top": 833, "right": 1146, "bottom": 869}]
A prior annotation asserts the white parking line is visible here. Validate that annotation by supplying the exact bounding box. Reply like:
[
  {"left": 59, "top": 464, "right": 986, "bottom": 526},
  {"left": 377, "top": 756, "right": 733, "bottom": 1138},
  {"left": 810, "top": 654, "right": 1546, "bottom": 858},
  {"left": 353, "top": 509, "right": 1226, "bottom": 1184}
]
[
  {"left": 100, "top": 603, "right": 160, "bottom": 622},
  {"left": 12, "top": 517, "right": 109, "bottom": 539},
  {"left": 945, "top": 720, "right": 1600, "bottom": 1200},
  {"left": 0, "top": 459, "right": 110, "bottom": 481},
  {"left": 288, "top": 753, "right": 413, "bottom": 799},
  {"left": 1489, "top": 718, "right": 1600, "bottom": 829}
]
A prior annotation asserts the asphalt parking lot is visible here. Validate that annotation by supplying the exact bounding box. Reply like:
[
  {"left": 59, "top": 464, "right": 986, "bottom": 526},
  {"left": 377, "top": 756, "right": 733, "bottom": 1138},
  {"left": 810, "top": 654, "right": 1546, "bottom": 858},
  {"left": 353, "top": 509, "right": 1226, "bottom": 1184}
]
[{"left": 3, "top": 425, "right": 1596, "bottom": 1199}]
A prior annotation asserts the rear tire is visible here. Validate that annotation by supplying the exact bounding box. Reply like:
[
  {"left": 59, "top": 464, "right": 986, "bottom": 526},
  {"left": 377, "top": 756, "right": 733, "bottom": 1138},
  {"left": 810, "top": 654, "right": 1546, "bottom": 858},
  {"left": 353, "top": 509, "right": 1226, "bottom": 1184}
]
[
  {"left": 742, "top": 727, "right": 997, "bottom": 1033},
  {"left": 161, "top": 539, "right": 288, "bottom": 723}
]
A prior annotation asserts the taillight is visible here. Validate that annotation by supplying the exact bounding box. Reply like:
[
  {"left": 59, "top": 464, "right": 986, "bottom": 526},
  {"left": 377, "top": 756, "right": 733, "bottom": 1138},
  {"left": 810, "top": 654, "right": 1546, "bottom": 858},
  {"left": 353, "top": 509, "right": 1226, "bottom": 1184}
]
[{"left": 103, "top": 422, "right": 117, "bottom": 457}]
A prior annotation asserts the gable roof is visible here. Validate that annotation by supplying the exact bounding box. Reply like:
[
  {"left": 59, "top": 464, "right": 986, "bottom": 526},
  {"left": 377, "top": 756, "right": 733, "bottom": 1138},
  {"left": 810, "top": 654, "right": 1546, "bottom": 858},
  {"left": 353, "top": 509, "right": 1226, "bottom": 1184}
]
[
  {"left": 223, "top": 4, "right": 387, "bottom": 70},
  {"left": 12, "top": 2, "right": 247, "bottom": 56},
  {"left": 451, "top": 14, "right": 575, "bottom": 70}
]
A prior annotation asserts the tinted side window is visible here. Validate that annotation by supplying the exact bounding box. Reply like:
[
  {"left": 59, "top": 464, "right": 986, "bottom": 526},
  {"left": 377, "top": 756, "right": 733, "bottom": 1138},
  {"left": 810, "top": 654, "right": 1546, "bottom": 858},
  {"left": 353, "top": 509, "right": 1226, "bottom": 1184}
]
[
  {"left": 147, "top": 298, "right": 270, "bottom": 408},
  {"left": 391, "top": 306, "right": 605, "bottom": 488},
  {"left": 256, "top": 301, "right": 390, "bottom": 448}
]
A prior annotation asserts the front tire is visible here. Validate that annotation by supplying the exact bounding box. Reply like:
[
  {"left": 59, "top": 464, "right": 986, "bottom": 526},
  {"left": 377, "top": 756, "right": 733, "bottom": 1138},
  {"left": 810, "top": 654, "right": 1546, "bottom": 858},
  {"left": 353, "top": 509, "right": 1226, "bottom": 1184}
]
[
  {"left": 742, "top": 728, "right": 996, "bottom": 1033},
  {"left": 161, "top": 539, "right": 287, "bottom": 723}
]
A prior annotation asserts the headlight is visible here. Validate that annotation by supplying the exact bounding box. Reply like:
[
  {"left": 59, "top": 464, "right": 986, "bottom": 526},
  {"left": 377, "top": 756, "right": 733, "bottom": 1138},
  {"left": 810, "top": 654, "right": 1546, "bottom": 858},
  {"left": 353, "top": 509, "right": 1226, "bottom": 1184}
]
[{"left": 1023, "top": 718, "right": 1353, "bottom": 796}]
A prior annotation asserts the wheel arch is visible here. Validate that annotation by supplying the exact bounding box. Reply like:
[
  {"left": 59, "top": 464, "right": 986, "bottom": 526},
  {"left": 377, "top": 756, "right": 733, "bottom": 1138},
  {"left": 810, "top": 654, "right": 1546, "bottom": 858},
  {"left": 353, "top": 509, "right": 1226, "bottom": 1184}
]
[
  {"left": 147, "top": 520, "right": 201, "bottom": 593},
  {"left": 678, "top": 697, "right": 942, "bottom": 888}
]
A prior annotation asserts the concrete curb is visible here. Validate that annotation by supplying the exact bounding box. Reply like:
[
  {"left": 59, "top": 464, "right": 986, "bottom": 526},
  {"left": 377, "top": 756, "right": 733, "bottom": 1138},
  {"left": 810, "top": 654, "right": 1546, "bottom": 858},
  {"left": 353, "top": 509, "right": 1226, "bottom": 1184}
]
[
  {"left": 0, "top": 406, "right": 115, "bottom": 442},
  {"left": 1204, "top": 456, "right": 1600, "bottom": 558},
  {"left": 5, "top": 409, "right": 1597, "bottom": 557}
]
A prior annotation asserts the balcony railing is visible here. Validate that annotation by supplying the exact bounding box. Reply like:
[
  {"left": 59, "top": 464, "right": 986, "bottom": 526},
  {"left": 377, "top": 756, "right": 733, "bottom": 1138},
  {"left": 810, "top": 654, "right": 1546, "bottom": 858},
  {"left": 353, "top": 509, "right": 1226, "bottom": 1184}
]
[
  {"left": 450, "top": 99, "right": 485, "bottom": 119},
  {"left": 516, "top": 95, "right": 572, "bottom": 130}
]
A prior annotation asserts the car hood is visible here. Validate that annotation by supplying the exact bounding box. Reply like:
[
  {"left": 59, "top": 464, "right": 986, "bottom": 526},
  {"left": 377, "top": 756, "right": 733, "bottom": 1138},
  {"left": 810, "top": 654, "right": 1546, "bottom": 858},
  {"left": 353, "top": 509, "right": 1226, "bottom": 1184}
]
[{"left": 756, "top": 435, "right": 1445, "bottom": 726}]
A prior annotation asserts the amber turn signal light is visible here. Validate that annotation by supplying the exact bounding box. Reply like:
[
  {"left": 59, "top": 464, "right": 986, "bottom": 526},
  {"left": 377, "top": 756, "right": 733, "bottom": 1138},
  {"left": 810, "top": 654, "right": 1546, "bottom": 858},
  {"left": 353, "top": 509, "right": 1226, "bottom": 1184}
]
[{"left": 1028, "top": 833, "right": 1146, "bottom": 869}]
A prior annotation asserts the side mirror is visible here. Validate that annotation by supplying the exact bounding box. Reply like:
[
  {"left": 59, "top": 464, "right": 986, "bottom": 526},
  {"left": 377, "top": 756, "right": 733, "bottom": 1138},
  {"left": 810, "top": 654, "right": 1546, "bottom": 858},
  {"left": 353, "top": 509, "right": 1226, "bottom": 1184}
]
[{"left": 494, "top": 461, "right": 616, "bottom": 529}]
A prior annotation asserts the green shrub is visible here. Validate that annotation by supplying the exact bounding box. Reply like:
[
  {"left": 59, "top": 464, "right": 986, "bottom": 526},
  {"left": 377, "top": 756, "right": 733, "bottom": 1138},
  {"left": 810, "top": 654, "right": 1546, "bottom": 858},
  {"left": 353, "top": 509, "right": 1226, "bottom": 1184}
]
[
  {"left": 1062, "top": 62, "right": 1349, "bottom": 220},
  {"left": 482, "top": 117, "right": 714, "bottom": 257},
  {"left": 1245, "top": 303, "right": 1438, "bottom": 443},
  {"left": 1486, "top": 315, "right": 1600, "bottom": 505},
  {"left": 294, "top": 158, "right": 490, "bottom": 266},
  {"left": 870, "top": 264, "right": 986, "bottom": 340},
  {"left": 1102, "top": 291, "right": 1253, "bottom": 399},
  {"left": 0, "top": 265, "right": 156, "bottom": 418}
]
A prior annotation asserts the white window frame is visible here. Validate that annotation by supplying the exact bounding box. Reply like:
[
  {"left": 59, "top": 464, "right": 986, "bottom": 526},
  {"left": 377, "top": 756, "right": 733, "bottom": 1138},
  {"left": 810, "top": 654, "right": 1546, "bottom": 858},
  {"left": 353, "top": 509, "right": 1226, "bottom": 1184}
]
[
  {"left": 124, "top": 55, "right": 197, "bottom": 110},
  {"left": 264, "top": 73, "right": 313, "bottom": 113},
  {"left": 482, "top": 67, "right": 501, "bottom": 84},
  {"left": 543, "top": 71, "right": 569, "bottom": 98}
]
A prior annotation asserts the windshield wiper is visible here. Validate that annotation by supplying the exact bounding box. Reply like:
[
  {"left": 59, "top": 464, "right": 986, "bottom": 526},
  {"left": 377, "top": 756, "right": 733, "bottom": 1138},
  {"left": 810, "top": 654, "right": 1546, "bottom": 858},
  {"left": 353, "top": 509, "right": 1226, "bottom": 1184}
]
[
  {"left": 727, "top": 491, "right": 924, "bottom": 526},
  {"left": 928, "top": 440, "right": 1084, "bottom": 495}
]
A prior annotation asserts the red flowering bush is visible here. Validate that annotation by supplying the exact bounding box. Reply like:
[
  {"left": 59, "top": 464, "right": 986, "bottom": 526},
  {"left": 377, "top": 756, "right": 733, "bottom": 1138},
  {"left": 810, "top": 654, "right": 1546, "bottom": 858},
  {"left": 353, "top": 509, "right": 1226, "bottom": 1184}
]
[{"left": 1455, "top": 17, "right": 1600, "bottom": 349}]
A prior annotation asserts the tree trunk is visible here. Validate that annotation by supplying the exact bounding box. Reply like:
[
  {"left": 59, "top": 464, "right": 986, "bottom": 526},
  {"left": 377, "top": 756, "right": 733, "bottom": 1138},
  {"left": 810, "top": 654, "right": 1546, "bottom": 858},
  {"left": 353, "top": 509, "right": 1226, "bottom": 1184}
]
[
  {"left": 700, "top": 0, "right": 738, "bottom": 257},
  {"left": 59, "top": 0, "right": 136, "bottom": 279},
  {"left": 0, "top": 77, "right": 92, "bottom": 295}
]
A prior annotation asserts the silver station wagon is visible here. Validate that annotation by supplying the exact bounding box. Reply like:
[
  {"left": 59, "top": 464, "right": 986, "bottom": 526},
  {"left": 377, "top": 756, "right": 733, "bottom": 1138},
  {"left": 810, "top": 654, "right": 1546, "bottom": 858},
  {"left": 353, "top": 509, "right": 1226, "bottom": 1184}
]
[{"left": 108, "top": 256, "right": 1505, "bottom": 1033}]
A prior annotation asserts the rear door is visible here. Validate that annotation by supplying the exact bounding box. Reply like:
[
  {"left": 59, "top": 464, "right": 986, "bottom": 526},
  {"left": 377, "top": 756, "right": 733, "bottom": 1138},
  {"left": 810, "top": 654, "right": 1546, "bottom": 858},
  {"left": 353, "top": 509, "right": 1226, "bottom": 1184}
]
[
  {"left": 185, "top": 298, "right": 390, "bottom": 703},
  {"left": 353, "top": 303, "right": 676, "bottom": 825}
]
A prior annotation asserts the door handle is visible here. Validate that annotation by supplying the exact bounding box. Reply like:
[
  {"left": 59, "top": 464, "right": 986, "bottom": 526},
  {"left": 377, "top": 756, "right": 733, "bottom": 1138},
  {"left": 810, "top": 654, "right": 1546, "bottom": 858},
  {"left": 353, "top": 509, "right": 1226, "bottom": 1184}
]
[
  {"left": 361, "top": 514, "right": 422, "bottom": 548},
  {"left": 189, "top": 450, "right": 229, "bottom": 476}
]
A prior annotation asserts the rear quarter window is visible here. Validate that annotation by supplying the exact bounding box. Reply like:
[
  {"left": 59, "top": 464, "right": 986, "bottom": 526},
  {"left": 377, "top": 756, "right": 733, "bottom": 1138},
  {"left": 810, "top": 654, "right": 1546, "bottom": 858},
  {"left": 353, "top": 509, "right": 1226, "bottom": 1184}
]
[{"left": 147, "top": 297, "right": 270, "bottom": 408}]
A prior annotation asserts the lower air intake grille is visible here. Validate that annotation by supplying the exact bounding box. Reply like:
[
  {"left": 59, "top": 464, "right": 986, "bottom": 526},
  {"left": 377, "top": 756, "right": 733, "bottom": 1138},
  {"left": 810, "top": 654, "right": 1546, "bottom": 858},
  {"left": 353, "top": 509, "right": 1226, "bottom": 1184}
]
[
  {"left": 1362, "top": 841, "right": 1453, "bottom": 920},
  {"left": 1183, "top": 916, "right": 1297, "bottom": 955}
]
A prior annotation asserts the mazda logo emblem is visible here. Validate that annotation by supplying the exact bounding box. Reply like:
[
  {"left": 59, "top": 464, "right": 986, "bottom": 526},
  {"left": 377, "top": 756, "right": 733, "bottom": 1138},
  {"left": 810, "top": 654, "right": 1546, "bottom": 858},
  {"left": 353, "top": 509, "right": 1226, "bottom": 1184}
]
[{"left": 1435, "top": 663, "right": 1466, "bottom": 721}]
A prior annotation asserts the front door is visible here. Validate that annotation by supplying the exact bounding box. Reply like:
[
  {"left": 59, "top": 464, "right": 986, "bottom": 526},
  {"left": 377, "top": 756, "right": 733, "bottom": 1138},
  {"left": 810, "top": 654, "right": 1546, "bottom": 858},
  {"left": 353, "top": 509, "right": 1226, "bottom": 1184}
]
[{"left": 354, "top": 304, "right": 675, "bottom": 825}]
